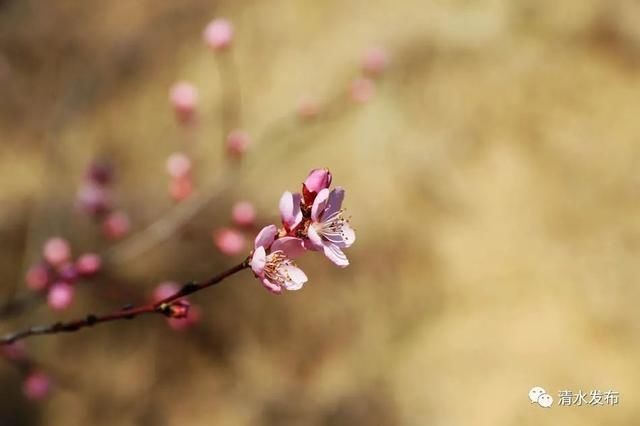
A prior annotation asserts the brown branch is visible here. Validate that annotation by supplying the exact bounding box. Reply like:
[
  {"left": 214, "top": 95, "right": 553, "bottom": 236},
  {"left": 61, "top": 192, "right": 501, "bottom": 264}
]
[{"left": 0, "top": 260, "right": 250, "bottom": 345}]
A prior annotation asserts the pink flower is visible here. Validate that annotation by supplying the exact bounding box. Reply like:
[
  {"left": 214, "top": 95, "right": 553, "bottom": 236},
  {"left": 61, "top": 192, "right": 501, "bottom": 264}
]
[
  {"left": 302, "top": 168, "right": 332, "bottom": 205},
  {"left": 22, "top": 372, "right": 52, "bottom": 401},
  {"left": 169, "top": 81, "right": 199, "bottom": 124},
  {"left": 75, "top": 253, "right": 102, "bottom": 277},
  {"left": 250, "top": 225, "right": 307, "bottom": 293},
  {"left": 232, "top": 201, "right": 256, "bottom": 227},
  {"left": 43, "top": 237, "right": 71, "bottom": 267},
  {"left": 47, "top": 282, "right": 74, "bottom": 311},
  {"left": 203, "top": 18, "right": 233, "bottom": 51},
  {"left": 214, "top": 228, "right": 246, "bottom": 256},
  {"left": 307, "top": 188, "right": 356, "bottom": 267},
  {"left": 362, "top": 47, "right": 390, "bottom": 77},
  {"left": 279, "top": 191, "right": 303, "bottom": 232}
]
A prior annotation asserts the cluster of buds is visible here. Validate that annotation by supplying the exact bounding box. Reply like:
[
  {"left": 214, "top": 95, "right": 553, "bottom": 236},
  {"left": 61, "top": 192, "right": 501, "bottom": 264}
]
[
  {"left": 249, "top": 168, "right": 355, "bottom": 294},
  {"left": 349, "top": 46, "right": 390, "bottom": 104},
  {"left": 213, "top": 201, "right": 257, "bottom": 256},
  {"left": 152, "top": 282, "right": 201, "bottom": 331},
  {"left": 76, "top": 160, "right": 131, "bottom": 240},
  {"left": 25, "top": 237, "right": 101, "bottom": 311}
]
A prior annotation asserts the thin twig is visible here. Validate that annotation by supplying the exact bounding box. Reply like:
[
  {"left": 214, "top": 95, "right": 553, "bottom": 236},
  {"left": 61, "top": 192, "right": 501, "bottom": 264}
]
[{"left": 0, "top": 260, "right": 249, "bottom": 345}]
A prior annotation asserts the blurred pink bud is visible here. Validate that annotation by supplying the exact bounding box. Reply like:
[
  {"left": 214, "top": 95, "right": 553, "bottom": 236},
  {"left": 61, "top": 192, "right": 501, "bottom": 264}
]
[
  {"left": 102, "top": 211, "right": 131, "bottom": 240},
  {"left": 43, "top": 238, "right": 71, "bottom": 267},
  {"left": 297, "top": 97, "right": 321, "bottom": 120},
  {"left": 76, "top": 183, "right": 112, "bottom": 216},
  {"left": 349, "top": 77, "right": 375, "bottom": 103},
  {"left": 86, "top": 160, "right": 113, "bottom": 185},
  {"left": 166, "top": 152, "right": 192, "bottom": 178},
  {"left": 22, "top": 372, "right": 52, "bottom": 401},
  {"left": 169, "top": 82, "right": 199, "bottom": 124},
  {"left": 303, "top": 168, "right": 332, "bottom": 205},
  {"left": 57, "top": 263, "right": 78, "bottom": 284},
  {"left": 47, "top": 282, "right": 74, "bottom": 311},
  {"left": 226, "top": 129, "right": 249, "bottom": 158},
  {"left": 362, "top": 47, "right": 390, "bottom": 77},
  {"left": 25, "top": 263, "right": 50, "bottom": 291},
  {"left": 203, "top": 18, "right": 233, "bottom": 51},
  {"left": 214, "top": 228, "right": 246, "bottom": 256},
  {"left": 165, "top": 300, "right": 190, "bottom": 319},
  {"left": 169, "top": 176, "right": 193, "bottom": 202},
  {"left": 232, "top": 201, "right": 256, "bottom": 227},
  {"left": 2, "top": 341, "right": 26, "bottom": 361},
  {"left": 75, "top": 253, "right": 102, "bottom": 277},
  {"left": 168, "top": 305, "right": 201, "bottom": 331},
  {"left": 153, "top": 282, "right": 180, "bottom": 303}
]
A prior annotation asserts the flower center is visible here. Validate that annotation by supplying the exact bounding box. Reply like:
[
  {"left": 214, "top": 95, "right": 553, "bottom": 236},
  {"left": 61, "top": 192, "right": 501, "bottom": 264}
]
[
  {"left": 263, "top": 251, "right": 295, "bottom": 286},
  {"left": 315, "top": 209, "right": 352, "bottom": 244}
]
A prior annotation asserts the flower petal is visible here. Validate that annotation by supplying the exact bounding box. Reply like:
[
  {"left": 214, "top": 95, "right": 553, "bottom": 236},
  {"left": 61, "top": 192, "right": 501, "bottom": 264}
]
[
  {"left": 250, "top": 246, "right": 266, "bottom": 275},
  {"left": 338, "top": 221, "right": 356, "bottom": 248},
  {"left": 322, "top": 242, "right": 349, "bottom": 267},
  {"left": 311, "top": 188, "right": 330, "bottom": 222},
  {"left": 321, "top": 187, "right": 345, "bottom": 222},
  {"left": 279, "top": 191, "right": 302, "bottom": 230},
  {"left": 261, "top": 277, "right": 282, "bottom": 294},
  {"left": 254, "top": 224, "right": 277, "bottom": 249},
  {"left": 307, "top": 225, "right": 324, "bottom": 249},
  {"left": 271, "top": 237, "right": 306, "bottom": 259},
  {"left": 281, "top": 264, "right": 308, "bottom": 290}
]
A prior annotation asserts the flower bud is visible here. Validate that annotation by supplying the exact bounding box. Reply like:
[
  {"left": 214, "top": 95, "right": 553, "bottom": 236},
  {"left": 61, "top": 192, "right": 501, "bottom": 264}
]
[
  {"left": 349, "top": 77, "right": 375, "bottom": 103},
  {"left": 203, "top": 18, "right": 233, "bottom": 51},
  {"left": 231, "top": 201, "right": 256, "bottom": 227},
  {"left": 75, "top": 253, "right": 102, "bottom": 277},
  {"left": 57, "top": 263, "right": 78, "bottom": 284},
  {"left": 169, "top": 82, "right": 199, "bottom": 125},
  {"left": 213, "top": 228, "right": 246, "bottom": 256},
  {"left": 362, "top": 47, "right": 390, "bottom": 77},
  {"left": 162, "top": 300, "right": 190, "bottom": 319},
  {"left": 226, "top": 129, "right": 249, "bottom": 158},
  {"left": 86, "top": 160, "right": 113, "bottom": 185},
  {"left": 47, "top": 282, "right": 74, "bottom": 311},
  {"left": 152, "top": 282, "right": 180, "bottom": 303},
  {"left": 169, "top": 176, "right": 193, "bottom": 202},
  {"left": 22, "top": 372, "right": 52, "bottom": 401},
  {"left": 302, "top": 168, "right": 332, "bottom": 205},
  {"left": 167, "top": 305, "right": 201, "bottom": 331},
  {"left": 102, "top": 211, "right": 131, "bottom": 240},
  {"left": 42, "top": 238, "right": 71, "bottom": 267},
  {"left": 166, "top": 152, "right": 192, "bottom": 178},
  {"left": 76, "top": 183, "right": 112, "bottom": 216},
  {"left": 25, "top": 263, "right": 50, "bottom": 292}
]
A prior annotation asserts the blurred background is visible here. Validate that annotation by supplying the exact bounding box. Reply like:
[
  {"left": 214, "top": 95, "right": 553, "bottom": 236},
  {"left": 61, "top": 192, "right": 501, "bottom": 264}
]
[{"left": 1, "top": 0, "right": 640, "bottom": 424}]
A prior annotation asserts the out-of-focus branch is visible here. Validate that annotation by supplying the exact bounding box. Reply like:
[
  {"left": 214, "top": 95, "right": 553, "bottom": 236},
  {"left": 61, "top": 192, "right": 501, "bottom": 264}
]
[{"left": 0, "top": 260, "right": 249, "bottom": 345}]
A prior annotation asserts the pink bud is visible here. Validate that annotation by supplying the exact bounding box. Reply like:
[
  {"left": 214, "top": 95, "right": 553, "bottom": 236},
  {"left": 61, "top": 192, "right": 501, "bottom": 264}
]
[
  {"left": 297, "top": 97, "right": 321, "bottom": 120},
  {"left": 362, "top": 47, "right": 390, "bottom": 77},
  {"left": 213, "top": 228, "right": 246, "bottom": 256},
  {"left": 165, "top": 300, "right": 190, "bottom": 319},
  {"left": 169, "top": 82, "right": 199, "bottom": 125},
  {"left": 349, "top": 77, "right": 375, "bottom": 103},
  {"left": 302, "top": 168, "right": 332, "bottom": 205},
  {"left": 47, "top": 282, "right": 74, "bottom": 311},
  {"left": 25, "top": 263, "right": 50, "bottom": 292},
  {"left": 86, "top": 160, "right": 113, "bottom": 185},
  {"left": 231, "top": 201, "right": 256, "bottom": 227},
  {"left": 169, "top": 176, "right": 193, "bottom": 202},
  {"left": 152, "top": 281, "right": 180, "bottom": 303},
  {"left": 22, "top": 372, "right": 52, "bottom": 401},
  {"left": 203, "top": 18, "right": 233, "bottom": 51},
  {"left": 42, "top": 238, "right": 71, "bottom": 267},
  {"left": 57, "top": 263, "right": 78, "bottom": 284},
  {"left": 76, "top": 183, "right": 112, "bottom": 216},
  {"left": 167, "top": 305, "right": 201, "bottom": 331},
  {"left": 102, "top": 211, "right": 131, "bottom": 240},
  {"left": 2, "top": 341, "right": 26, "bottom": 361},
  {"left": 75, "top": 253, "right": 102, "bottom": 277},
  {"left": 226, "top": 129, "right": 250, "bottom": 158},
  {"left": 166, "top": 152, "right": 192, "bottom": 178}
]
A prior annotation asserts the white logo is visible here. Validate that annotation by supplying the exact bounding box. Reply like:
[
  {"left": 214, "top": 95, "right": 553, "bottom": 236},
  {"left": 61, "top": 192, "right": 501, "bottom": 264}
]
[{"left": 529, "top": 386, "right": 553, "bottom": 408}]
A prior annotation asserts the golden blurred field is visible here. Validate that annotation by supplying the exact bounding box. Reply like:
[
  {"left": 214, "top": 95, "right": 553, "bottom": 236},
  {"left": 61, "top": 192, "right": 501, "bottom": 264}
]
[{"left": 2, "top": 0, "right": 640, "bottom": 425}]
